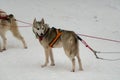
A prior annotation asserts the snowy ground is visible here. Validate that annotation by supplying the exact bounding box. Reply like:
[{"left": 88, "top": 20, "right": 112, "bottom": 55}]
[{"left": 0, "top": 0, "right": 120, "bottom": 80}]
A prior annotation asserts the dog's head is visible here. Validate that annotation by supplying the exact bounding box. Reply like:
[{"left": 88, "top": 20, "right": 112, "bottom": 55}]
[
  {"left": 5, "top": 14, "right": 15, "bottom": 22},
  {"left": 33, "top": 18, "right": 49, "bottom": 38}
]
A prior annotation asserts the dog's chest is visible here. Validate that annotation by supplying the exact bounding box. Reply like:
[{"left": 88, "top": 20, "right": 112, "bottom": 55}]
[{"left": 39, "top": 40, "right": 48, "bottom": 48}]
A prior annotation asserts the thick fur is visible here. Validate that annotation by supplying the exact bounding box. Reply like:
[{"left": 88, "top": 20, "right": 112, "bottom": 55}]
[
  {"left": 0, "top": 10, "right": 27, "bottom": 52},
  {"left": 32, "top": 18, "right": 83, "bottom": 72}
]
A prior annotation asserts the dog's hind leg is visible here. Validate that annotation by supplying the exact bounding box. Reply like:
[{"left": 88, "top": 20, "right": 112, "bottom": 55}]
[
  {"left": 49, "top": 48, "right": 55, "bottom": 66},
  {"left": 76, "top": 53, "right": 83, "bottom": 71},
  {"left": 71, "top": 58, "right": 75, "bottom": 72},
  {"left": 10, "top": 29, "right": 27, "bottom": 49}
]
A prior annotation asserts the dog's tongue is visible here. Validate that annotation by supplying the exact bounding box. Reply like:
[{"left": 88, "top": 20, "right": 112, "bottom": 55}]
[{"left": 39, "top": 36, "right": 43, "bottom": 41}]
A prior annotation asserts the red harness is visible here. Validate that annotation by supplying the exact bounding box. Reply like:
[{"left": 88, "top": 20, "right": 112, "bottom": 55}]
[
  {"left": 0, "top": 10, "right": 8, "bottom": 20},
  {"left": 0, "top": 16, "right": 8, "bottom": 20}
]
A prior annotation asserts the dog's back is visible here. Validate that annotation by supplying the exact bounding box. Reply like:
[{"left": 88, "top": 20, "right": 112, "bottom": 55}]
[{"left": 0, "top": 9, "right": 7, "bottom": 17}]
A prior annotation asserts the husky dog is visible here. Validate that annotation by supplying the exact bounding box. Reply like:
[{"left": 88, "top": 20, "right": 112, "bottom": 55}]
[
  {"left": 32, "top": 18, "right": 83, "bottom": 72},
  {"left": 0, "top": 10, "right": 27, "bottom": 52}
]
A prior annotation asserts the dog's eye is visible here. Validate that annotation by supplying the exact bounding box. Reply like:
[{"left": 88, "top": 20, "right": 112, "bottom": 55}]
[{"left": 37, "top": 28, "right": 39, "bottom": 30}]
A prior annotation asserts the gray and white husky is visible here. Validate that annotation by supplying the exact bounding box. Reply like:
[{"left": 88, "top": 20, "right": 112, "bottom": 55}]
[{"left": 32, "top": 18, "right": 83, "bottom": 72}]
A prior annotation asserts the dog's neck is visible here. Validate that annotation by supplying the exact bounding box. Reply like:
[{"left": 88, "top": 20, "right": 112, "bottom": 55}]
[
  {"left": 0, "top": 15, "right": 9, "bottom": 20},
  {"left": 39, "top": 28, "right": 49, "bottom": 41}
]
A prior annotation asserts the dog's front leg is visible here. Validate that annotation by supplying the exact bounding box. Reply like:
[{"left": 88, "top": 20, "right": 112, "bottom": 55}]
[
  {"left": 49, "top": 48, "right": 55, "bottom": 66},
  {"left": 0, "top": 34, "right": 7, "bottom": 50},
  {"left": 41, "top": 48, "right": 50, "bottom": 68}
]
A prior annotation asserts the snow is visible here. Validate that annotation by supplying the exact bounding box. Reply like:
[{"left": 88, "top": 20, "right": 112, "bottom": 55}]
[{"left": 0, "top": 0, "right": 120, "bottom": 80}]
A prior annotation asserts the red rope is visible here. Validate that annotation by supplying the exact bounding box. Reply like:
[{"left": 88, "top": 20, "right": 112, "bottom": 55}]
[
  {"left": 18, "top": 25, "right": 32, "bottom": 27},
  {"left": 15, "top": 19, "right": 120, "bottom": 43},
  {"left": 78, "top": 35, "right": 120, "bottom": 61},
  {"left": 78, "top": 34, "right": 120, "bottom": 43},
  {"left": 15, "top": 19, "right": 32, "bottom": 27},
  {"left": 15, "top": 19, "right": 32, "bottom": 25}
]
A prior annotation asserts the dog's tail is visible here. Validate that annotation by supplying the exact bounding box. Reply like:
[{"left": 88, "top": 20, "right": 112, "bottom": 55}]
[
  {"left": 77, "top": 35, "right": 82, "bottom": 41},
  {"left": 77, "top": 34, "right": 99, "bottom": 58},
  {"left": 77, "top": 34, "right": 92, "bottom": 50}
]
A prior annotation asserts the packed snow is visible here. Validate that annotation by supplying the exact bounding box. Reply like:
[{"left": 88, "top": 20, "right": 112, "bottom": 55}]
[{"left": 0, "top": 0, "right": 120, "bottom": 80}]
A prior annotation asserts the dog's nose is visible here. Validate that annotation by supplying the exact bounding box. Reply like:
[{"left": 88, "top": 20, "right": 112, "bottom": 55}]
[{"left": 41, "top": 33, "right": 44, "bottom": 36}]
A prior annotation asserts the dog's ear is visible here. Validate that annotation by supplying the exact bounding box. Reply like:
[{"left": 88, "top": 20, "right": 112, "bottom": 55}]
[
  {"left": 8, "top": 14, "right": 14, "bottom": 18},
  {"left": 33, "top": 18, "right": 36, "bottom": 26},
  {"left": 41, "top": 18, "right": 44, "bottom": 24}
]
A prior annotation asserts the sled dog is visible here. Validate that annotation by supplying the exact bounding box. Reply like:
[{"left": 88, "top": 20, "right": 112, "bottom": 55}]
[
  {"left": 32, "top": 18, "right": 83, "bottom": 72},
  {"left": 0, "top": 10, "right": 27, "bottom": 52}
]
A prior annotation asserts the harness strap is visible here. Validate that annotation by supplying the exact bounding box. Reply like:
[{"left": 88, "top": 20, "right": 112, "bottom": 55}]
[
  {"left": 49, "top": 29, "right": 62, "bottom": 47},
  {"left": 0, "top": 16, "right": 8, "bottom": 20}
]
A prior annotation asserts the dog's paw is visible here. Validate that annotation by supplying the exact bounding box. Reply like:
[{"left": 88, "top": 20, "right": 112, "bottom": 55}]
[
  {"left": 71, "top": 69, "right": 75, "bottom": 72},
  {"left": 79, "top": 68, "right": 83, "bottom": 71},
  {"left": 41, "top": 64, "right": 47, "bottom": 68},
  {"left": 24, "top": 46, "right": 28, "bottom": 49},
  {"left": 2, "top": 48, "right": 6, "bottom": 51},
  {"left": 50, "top": 63, "right": 55, "bottom": 66}
]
